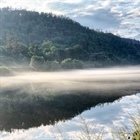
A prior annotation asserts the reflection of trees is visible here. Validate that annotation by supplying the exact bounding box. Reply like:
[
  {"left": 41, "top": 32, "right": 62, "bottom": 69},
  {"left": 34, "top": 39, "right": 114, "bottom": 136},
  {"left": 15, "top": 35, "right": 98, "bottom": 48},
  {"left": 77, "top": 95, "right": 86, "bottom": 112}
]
[{"left": 0, "top": 84, "right": 140, "bottom": 132}]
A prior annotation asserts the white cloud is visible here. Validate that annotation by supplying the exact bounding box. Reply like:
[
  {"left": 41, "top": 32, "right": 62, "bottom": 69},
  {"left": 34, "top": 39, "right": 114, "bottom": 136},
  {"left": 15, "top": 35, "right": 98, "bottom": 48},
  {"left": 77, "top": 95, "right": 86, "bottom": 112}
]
[{"left": 63, "top": 0, "right": 83, "bottom": 4}]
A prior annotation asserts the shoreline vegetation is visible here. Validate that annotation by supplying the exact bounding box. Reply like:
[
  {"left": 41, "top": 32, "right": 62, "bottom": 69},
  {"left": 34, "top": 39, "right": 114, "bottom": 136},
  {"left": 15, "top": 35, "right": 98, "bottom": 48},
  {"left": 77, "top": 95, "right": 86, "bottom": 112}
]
[{"left": 0, "top": 8, "right": 140, "bottom": 70}]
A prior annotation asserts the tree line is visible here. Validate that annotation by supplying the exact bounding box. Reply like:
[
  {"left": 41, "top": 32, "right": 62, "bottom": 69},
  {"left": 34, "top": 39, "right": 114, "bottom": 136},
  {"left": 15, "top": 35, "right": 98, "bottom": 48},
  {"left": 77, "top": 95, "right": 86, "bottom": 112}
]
[{"left": 0, "top": 8, "right": 140, "bottom": 70}]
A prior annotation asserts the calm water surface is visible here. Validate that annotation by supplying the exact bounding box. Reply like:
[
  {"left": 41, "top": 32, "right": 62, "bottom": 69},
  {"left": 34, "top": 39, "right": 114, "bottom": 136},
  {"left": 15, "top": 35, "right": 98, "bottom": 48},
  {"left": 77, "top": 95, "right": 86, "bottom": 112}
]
[
  {"left": 0, "top": 67, "right": 140, "bottom": 140},
  {"left": 0, "top": 93, "right": 140, "bottom": 140}
]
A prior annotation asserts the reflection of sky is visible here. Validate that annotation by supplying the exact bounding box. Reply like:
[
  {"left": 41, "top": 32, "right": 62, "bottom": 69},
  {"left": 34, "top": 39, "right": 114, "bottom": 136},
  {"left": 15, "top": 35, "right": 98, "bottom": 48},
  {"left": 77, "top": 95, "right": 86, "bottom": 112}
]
[{"left": 0, "top": 93, "right": 140, "bottom": 140}]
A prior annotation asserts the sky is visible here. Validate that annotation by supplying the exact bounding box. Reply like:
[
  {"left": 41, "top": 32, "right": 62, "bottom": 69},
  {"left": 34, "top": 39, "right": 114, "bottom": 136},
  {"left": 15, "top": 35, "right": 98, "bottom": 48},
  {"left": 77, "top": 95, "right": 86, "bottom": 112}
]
[{"left": 0, "top": 0, "right": 140, "bottom": 40}]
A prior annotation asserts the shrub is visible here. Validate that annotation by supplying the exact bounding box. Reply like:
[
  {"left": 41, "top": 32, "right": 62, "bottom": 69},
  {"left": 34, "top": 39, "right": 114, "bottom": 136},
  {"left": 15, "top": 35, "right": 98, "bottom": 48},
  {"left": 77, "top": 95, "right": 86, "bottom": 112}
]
[
  {"left": 61, "top": 58, "right": 84, "bottom": 69},
  {"left": 61, "top": 58, "right": 73, "bottom": 69},
  {"left": 73, "top": 59, "right": 84, "bottom": 69},
  {"left": 45, "top": 60, "right": 60, "bottom": 71},
  {"left": 30, "top": 55, "right": 45, "bottom": 70}
]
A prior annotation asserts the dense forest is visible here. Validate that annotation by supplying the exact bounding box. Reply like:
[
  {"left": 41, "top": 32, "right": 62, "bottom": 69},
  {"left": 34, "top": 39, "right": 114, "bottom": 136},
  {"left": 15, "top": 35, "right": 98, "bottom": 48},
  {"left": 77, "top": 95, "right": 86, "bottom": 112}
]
[{"left": 0, "top": 7, "right": 140, "bottom": 71}]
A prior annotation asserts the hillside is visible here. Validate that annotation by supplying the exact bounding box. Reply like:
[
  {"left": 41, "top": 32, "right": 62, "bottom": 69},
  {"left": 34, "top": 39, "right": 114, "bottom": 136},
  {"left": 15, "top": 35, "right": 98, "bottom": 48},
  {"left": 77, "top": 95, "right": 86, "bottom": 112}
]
[{"left": 0, "top": 8, "right": 140, "bottom": 70}]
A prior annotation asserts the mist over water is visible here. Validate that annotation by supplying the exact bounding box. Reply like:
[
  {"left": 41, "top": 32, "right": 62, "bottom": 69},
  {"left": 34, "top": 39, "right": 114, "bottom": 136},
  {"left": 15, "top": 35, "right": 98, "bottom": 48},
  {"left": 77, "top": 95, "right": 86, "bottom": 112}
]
[
  {"left": 0, "top": 66, "right": 140, "bottom": 138},
  {"left": 1, "top": 66, "right": 140, "bottom": 94}
]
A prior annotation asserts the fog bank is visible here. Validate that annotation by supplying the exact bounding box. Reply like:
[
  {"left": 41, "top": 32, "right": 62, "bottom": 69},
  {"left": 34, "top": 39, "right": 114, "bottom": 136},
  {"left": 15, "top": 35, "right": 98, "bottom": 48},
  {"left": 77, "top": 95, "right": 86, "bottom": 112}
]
[{"left": 1, "top": 66, "right": 140, "bottom": 94}]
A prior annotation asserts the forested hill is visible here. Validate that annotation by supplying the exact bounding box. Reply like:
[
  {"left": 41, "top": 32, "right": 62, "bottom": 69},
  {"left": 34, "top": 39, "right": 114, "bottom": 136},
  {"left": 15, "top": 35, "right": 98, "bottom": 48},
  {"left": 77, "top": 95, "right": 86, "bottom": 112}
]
[{"left": 0, "top": 8, "right": 140, "bottom": 70}]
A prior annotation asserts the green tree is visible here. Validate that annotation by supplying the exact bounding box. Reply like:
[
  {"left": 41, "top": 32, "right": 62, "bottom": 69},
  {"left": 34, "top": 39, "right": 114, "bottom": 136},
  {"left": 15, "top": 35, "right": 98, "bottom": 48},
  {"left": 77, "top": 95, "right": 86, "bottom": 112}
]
[
  {"left": 28, "top": 44, "right": 42, "bottom": 57},
  {"left": 45, "top": 60, "right": 60, "bottom": 71},
  {"left": 5, "top": 34, "right": 19, "bottom": 56},
  {"left": 41, "top": 40, "right": 52, "bottom": 49},
  {"left": 30, "top": 55, "right": 45, "bottom": 70},
  {"left": 61, "top": 58, "right": 83, "bottom": 69},
  {"left": 73, "top": 59, "right": 84, "bottom": 69},
  {"left": 61, "top": 58, "right": 73, "bottom": 69},
  {"left": 5, "top": 34, "right": 28, "bottom": 61},
  {"left": 50, "top": 46, "right": 58, "bottom": 53}
]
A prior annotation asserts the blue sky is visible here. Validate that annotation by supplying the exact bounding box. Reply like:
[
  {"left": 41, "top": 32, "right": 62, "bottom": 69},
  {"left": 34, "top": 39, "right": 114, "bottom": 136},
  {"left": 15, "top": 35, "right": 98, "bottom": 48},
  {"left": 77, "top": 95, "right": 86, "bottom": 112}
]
[{"left": 0, "top": 0, "right": 140, "bottom": 40}]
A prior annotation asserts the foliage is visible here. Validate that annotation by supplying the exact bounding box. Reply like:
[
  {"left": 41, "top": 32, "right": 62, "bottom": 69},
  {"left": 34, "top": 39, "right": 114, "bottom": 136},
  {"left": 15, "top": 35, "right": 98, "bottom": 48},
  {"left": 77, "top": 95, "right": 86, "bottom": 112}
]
[
  {"left": 30, "top": 55, "right": 45, "bottom": 70},
  {"left": 45, "top": 60, "right": 60, "bottom": 71},
  {"left": 112, "top": 109, "right": 140, "bottom": 140},
  {"left": 73, "top": 59, "right": 84, "bottom": 69},
  {"left": 61, "top": 58, "right": 74, "bottom": 69},
  {"left": 0, "top": 8, "right": 140, "bottom": 70},
  {"left": 61, "top": 58, "right": 84, "bottom": 69}
]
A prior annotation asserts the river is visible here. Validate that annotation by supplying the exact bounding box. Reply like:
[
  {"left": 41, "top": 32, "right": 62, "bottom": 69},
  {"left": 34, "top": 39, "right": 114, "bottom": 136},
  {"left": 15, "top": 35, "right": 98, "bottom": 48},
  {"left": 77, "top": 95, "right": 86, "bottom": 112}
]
[{"left": 0, "top": 67, "right": 140, "bottom": 140}]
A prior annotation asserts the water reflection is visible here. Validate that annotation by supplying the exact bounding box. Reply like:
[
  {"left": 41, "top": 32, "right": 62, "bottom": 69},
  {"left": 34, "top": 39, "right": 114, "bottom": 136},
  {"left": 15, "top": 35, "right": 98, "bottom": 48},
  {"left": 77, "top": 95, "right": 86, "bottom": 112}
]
[
  {"left": 0, "top": 82, "right": 140, "bottom": 132},
  {"left": 0, "top": 93, "right": 139, "bottom": 140},
  {"left": 0, "top": 67, "right": 140, "bottom": 135}
]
